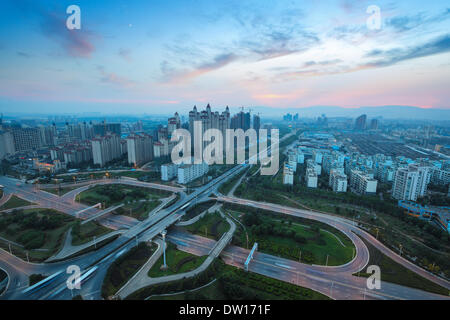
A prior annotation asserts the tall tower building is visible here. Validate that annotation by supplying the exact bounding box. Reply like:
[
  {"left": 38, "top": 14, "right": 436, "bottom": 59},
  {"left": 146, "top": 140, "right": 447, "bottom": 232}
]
[
  {"left": 188, "top": 104, "right": 230, "bottom": 146},
  {"left": 0, "top": 130, "right": 15, "bottom": 159},
  {"left": 91, "top": 134, "right": 122, "bottom": 167},
  {"left": 11, "top": 127, "right": 41, "bottom": 152},
  {"left": 354, "top": 114, "right": 367, "bottom": 131},
  {"left": 253, "top": 114, "right": 261, "bottom": 131},
  {"left": 392, "top": 164, "right": 431, "bottom": 201},
  {"left": 127, "top": 133, "right": 153, "bottom": 167},
  {"left": 168, "top": 112, "right": 181, "bottom": 137}
]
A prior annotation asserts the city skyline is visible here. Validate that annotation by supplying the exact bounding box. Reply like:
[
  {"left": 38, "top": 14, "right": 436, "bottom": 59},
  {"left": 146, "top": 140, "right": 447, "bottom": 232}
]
[{"left": 0, "top": 0, "right": 449, "bottom": 115}]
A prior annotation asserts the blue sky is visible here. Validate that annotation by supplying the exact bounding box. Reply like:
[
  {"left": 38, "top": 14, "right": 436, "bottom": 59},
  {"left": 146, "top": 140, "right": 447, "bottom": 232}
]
[{"left": 0, "top": 0, "right": 449, "bottom": 114}]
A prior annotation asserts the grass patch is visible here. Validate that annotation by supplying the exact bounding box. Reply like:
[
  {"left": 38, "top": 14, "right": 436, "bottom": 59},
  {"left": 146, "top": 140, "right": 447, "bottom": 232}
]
[
  {"left": 183, "top": 211, "right": 229, "bottom": 241},
  {"left": 102, "top": 242, "right": 157, "bottom": 299},
  {"left": 148, "top": 242, "right": 207, "bottom": 278},
  {"left": 115, "top": 200, "right": 162, "bottom": 221},
  {"left": 235, "top": 169, "right": 450, "bottom": 277},
  {"left": 130, "top": 259, "right": 329, "bottom": 300},
  {"left": 354, "top": 237, "right": 449, "bottom": 296},
  {"left": 0, "top": 195, "right": 33, "bottom": 211},
  {"left": 63, "top": 234, "right": 120, "bottom": 261},
  {"left": 71, "top": 221, "right": 113, "bottom": 246},
  {"left": 224, "top": 203, "right": 354, "bottom": 266},
  {"left": 218, "top": 168, "right": 248, "bottom": 195},
  {"left": 0, "top": 208, "right": 75, "bottom": 262},
  {"left": 78, "top": 184, "right": 171, "bottom": 208}
]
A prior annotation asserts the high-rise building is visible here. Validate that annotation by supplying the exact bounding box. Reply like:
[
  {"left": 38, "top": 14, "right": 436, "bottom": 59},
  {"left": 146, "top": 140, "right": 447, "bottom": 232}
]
[
  {"left": 11, "top": 127, "right": 41, "bottom": 152},
  {"left": 63, "top": 146, "right": 93, "bottom": 166},
  {"left": 168, "top": 112, "right": 181, "bottom": 136},
  {"left": 306, "top": 168, "right": 318, "bottom": 188},
  {"left": 306, "top": 159, "right": 322, "bottom": 175},
  {"left": 329, "top": 169, "right": 348, "bottom": 193},
  {"left": 127, "top": 133, "right": 153, "bottom": 167},
  {"left": 91, "top": 134, "right": 122, "bottom": 167},
  {"left": 93, "top": 122, "right": 121, "bottom": 137},
  {"left": 231, "top": 111, "right": 251, "bottom": 131},
  {"left": 0, "top": 130, "right": 15, "bottom": 159},
  {"left": 350, "top": 170, "right": 377, "bottom": 194},
  {"left": 354, "top": 114, "right": 367, "bottom": 131},
  {"left": 253, "top": 114, "right": 261, "bottom": 133},
  {"left": 38, "top": 125, "right": 57, "bottom": 146},
  {"left": 188, "top": 104, "right": 230, "bottom": 145},
  {"left": 392, "top": 164, "right": 431, "bottom": 201},
  {"left": 431, "top": 167, "right": 450, "bottom": 185},
  {"left": 370, "top": 119, "right": 379, "bottom": 130},
  {"left": 283, "top": 162, "right": 294, "bottom": 185}
]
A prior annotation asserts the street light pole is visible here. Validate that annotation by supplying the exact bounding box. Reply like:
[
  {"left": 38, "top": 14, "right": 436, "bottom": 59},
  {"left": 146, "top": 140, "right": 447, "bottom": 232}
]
[
  {"left": 325, "top": 254, "right": 329, "bottom": 267},
  {"left": 161, "top": 230, "right": 167, "bottom": 269}
]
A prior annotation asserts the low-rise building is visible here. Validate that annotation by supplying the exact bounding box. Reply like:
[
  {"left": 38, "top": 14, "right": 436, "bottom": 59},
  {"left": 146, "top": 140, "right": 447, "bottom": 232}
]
[
  {"left": 161, "top": 163, "right": 178, "bottom": 181},
  {"left": 177, "top": 162, "right": 209, "bottom": 184}
]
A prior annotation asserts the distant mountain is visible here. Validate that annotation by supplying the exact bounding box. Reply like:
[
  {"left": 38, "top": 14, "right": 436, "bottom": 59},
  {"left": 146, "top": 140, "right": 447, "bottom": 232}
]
[{"left": 248, "top": 105, "right": 450, "bottom": 120}]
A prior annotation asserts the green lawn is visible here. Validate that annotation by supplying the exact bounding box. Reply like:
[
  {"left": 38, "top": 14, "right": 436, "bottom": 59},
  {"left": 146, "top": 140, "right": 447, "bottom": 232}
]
[
  {"left": 235, "top": 170, "right": 450, "bottom": 277},
  {"left": 0, "top": 195, "right": 33, "bottom": 211},
  {"left": 0, "top": 208, "right": 75, "bottom": 262},
  {"left": 78, "top": 184, "right": 170, "bottom": 208},
  {"left": 224, "top": 204, "right": 355, "bottom": 266},
  {"left": 102, "top": 242, "right": 157, "bottom": 299},
  {"left": 114, "top": 200, "right": 162, "bottom": 221},
  {"left": 355, "top": 237, "right": 449, "bottom": 296},
  {"left": 218, "top": 168, "right": 248, "bottom": 195},
  {"left": 148, "top": 242, "right": 207, "bottom": 278},
  {"left": 71, "top": 221, "right": 113, "bottom": 246},
  {"left": 133, "top": 259, "right": 329, "bottom": 300},
  {"left": 183, "top": 211, "right": 229, "bottom": 241}
]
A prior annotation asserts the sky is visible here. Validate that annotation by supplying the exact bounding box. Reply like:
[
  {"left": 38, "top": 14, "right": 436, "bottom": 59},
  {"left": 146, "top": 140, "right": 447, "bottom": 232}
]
[{"left": 0, "top": 0, "right": 449, "bottom": 115}]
